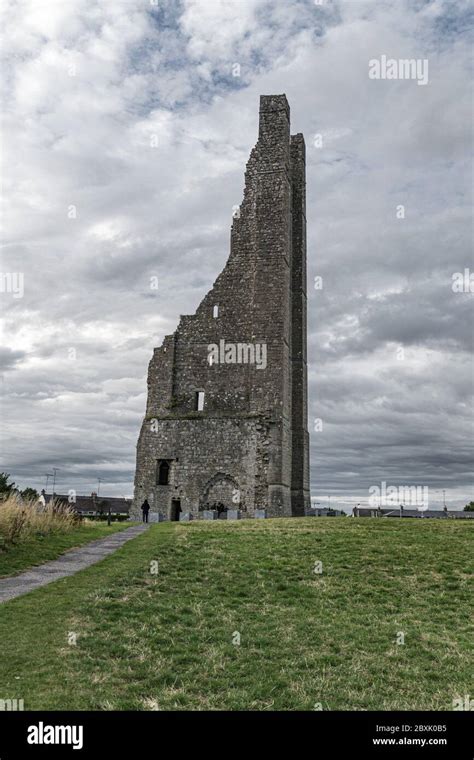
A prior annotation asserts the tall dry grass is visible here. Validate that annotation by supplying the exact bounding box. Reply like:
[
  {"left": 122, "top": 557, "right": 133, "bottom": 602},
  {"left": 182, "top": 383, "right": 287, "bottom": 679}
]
[{"left": 0, "top": 495, "right": 79, "bottom": 550}]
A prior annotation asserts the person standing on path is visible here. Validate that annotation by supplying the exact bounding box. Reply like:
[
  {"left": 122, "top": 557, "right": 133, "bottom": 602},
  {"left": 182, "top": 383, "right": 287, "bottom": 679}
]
[{"left": 141, "top": 499, "right": 150, "bottom": 523}]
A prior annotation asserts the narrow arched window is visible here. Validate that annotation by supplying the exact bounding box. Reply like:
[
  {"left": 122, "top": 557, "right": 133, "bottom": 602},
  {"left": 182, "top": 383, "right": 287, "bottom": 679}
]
[
  {"left": 157, "top": 460, "right": 170, "bottom": 485},
  {"left": 213, "top": 305, "right": 219, "bottom": 318}
]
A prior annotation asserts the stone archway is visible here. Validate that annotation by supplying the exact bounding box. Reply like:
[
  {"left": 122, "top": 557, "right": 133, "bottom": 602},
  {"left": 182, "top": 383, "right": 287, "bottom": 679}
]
[{"left": 200, "top": 472, "right": 242, "bottom": 512}]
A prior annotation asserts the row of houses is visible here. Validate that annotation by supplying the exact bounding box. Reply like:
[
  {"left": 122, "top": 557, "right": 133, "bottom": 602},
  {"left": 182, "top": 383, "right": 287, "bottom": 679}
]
[
  {"left": 41, "top": 491, "right": 131, "bottom": 520},
  {"left": 352, "top": 506, "right": 474, "bottom": 519},
  {"left": 307, "top": 507, "right": 346, "bottom": 517}
]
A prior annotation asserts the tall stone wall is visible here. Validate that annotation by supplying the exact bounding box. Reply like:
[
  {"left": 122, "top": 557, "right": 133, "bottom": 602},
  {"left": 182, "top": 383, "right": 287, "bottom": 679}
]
[{"left": 133, "top": 94, "right": 310, "bottom": 520}]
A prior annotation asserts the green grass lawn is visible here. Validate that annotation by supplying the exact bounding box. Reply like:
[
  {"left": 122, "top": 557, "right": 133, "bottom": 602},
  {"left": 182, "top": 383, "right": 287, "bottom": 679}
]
[
  {"left": 0, "top": 521, "right": 133, "bottom": 578},
  {"left": 0, "top": 518, "right": 472, "bottom": 710}
]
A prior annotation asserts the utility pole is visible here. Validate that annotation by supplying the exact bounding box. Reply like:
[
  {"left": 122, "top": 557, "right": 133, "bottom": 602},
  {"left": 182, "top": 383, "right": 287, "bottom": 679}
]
[
  {"left": 97, "top": 478, "right": 102, "bottom": 497},
  {"left": 435, "top": 489, "right": 448, "bottom": 516},
  {"left": 44, "top": 473, "right": 53, "bottom": 493},
  {"left": 52, "top": 468, "right": 59, "bottom": 494}
]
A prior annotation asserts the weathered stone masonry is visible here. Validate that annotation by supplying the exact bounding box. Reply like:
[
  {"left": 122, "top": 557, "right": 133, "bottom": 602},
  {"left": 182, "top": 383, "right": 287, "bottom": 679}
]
[{"left": 133, "top": 94, "right": 310, "bottom": 519}]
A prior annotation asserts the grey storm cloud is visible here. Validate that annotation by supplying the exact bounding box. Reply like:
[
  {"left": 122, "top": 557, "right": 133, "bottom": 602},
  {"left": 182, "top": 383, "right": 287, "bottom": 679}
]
[
  {"left": 1, "top": 0, "right": 472, "bottom": 510},
  {"left": 0, "top": 347, "right": 27, "bottom": 372}
]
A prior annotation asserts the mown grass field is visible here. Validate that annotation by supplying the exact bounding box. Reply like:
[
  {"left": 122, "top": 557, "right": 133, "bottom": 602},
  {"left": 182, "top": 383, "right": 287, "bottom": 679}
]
[
  {"left": 0, "top": 521, "right": 132, "bottom": 578},
  {"left": 0, "top": 518, "right": 472, "bottom": 710}
]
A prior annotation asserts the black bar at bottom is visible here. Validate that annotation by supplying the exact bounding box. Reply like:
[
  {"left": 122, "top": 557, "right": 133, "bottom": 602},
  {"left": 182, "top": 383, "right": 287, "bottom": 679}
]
[{"left": 0, "top": 711, "right": 471, "bottom": 757}]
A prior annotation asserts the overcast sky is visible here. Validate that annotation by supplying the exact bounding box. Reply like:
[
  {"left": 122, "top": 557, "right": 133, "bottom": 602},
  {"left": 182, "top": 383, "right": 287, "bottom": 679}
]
[{"left": 1, "top": 0, "right": 472, "bottom": 509}]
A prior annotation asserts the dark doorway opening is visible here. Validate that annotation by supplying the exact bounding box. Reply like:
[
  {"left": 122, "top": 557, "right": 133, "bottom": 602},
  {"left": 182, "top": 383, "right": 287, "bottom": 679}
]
[
  {"left": 170, "top": 499, "right": 181, "bottom": 521},
  {"left": 214, "top": 502, "right": 228, "bottom": 519}
]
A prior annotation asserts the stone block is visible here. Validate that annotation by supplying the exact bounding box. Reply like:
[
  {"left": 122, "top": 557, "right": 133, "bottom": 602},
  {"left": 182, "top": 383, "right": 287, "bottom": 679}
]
[
  {"left": 254, "top": 509, "right": 267, "bottom": 519},
  {"left": 203, "top": 510, "right": 218, "bottom": 520},
  {"left": 148, "top": 512, "right": 164, "bottom": 523},
  {"left": 179, "top": 512, "right": 193, "bottom": 522},
  {"left": 227, "top": 510, "right": 241, "bottom": 520}
]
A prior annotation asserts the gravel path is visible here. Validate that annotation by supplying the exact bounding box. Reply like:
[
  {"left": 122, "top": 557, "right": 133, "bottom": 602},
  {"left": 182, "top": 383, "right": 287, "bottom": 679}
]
[{"left": 0, "top": 523, "right": 151, "bottom": 603}]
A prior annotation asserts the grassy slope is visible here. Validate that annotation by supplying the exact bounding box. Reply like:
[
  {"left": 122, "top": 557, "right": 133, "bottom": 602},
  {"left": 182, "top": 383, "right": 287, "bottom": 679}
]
[
  {"left": 0, "top": 518, "right": 472, "bottom": 711},
  {"left": 0, "top": 521, "right": 133, "bottom": 578}
]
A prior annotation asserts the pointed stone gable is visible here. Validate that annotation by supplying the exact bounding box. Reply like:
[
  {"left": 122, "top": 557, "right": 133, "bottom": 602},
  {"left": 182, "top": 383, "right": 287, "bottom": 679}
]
[{"left": 133, "top": 95, "right": 310, "bottom": 519}]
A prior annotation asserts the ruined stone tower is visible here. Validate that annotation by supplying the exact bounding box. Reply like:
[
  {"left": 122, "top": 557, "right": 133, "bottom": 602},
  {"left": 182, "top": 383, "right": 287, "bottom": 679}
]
[{"left": 133, "top": 94, "right": 310, "bottom": 519}]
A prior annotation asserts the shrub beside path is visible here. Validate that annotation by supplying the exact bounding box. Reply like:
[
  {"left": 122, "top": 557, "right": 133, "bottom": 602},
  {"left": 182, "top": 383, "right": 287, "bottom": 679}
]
[{"left": 0, "top": 523, "right": 150, "bottom": 603}]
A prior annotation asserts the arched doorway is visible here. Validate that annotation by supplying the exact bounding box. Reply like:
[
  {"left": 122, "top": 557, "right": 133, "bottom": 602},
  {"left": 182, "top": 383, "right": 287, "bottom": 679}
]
[{"left": 200, "top": 473, "right": 241, "bottom": 516}]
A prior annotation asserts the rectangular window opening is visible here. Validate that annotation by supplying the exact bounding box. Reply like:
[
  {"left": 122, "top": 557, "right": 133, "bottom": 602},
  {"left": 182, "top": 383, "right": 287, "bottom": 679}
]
[
  {"left": 196, "top": 391, "right": 205, "bottom": 411},
  {"left": 157, "top": 459, "right": 170, "bottom": 486},
  {"left": 213, "top": 305, "right": 219, "bottom": 318}
]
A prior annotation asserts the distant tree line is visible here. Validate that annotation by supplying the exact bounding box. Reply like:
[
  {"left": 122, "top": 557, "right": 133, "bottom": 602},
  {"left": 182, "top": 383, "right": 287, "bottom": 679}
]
[{"left": 0, "top": 473, "right": 39, "bottom": 501}]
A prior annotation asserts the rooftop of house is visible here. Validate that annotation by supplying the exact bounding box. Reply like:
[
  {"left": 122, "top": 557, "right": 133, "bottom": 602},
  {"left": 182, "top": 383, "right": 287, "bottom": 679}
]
[
  {"left": 308, "top": 507, "right": 346, "bottom": 515},
  {"left": 41, "top": 492, "right": 131, "bottom": 513},
  {"left": 354, "top": 506, "right": 474, "bottom": 518}
]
